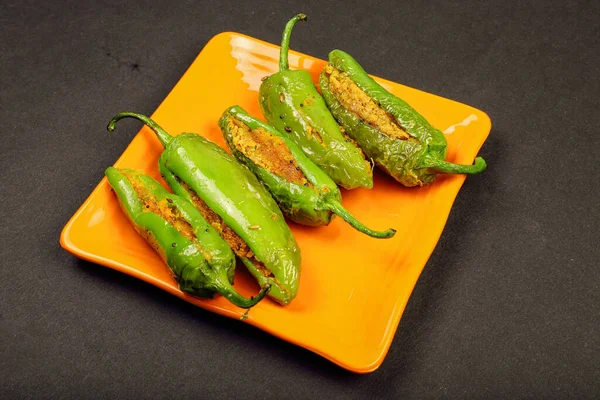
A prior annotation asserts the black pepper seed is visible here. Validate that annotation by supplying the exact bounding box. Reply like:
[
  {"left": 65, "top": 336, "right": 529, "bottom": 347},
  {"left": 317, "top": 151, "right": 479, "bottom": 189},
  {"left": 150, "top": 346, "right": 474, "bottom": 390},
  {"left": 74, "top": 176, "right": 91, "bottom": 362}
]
[
  {"left": 300, "top": 103, "right": 304, "bottom": 107},
  {"left": 279, "top": 114, "right": 284, "bottom": 119}
]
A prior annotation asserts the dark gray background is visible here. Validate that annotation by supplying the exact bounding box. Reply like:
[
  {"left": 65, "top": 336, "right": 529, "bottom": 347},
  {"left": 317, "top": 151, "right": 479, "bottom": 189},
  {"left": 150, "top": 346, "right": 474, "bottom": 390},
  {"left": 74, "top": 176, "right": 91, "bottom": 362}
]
[{"left": 1, "top": 0, "right": 599, "bottom": 398}]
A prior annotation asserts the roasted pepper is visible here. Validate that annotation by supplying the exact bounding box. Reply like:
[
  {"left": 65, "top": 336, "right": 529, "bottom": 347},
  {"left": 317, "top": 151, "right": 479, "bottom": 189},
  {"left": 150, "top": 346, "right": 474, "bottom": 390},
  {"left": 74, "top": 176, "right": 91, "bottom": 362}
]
[
  {"left": 105, "top": 167, "right": 270, "bottom": 308},
  {"left": 108, "top": 113, "right": 301, "bottom": 305},
  {"left": 258, "top": 14, "right": 373, "bottom": 190},
  {"left": 219, "top": 105, "right": 396, "bottom": 239},
  {"left": 320, "top": 49, "right": 487, "bottom": 187}
]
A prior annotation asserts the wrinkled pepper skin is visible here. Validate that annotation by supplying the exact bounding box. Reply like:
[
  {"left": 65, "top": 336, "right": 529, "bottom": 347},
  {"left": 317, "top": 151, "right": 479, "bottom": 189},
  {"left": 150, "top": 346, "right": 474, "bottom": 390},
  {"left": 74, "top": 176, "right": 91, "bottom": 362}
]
[
  {"left": 104, "top": 167, "right": 270, "bottom": 308},
  {"left": 320, "top": 49, "right": 487, "bottom": 187},
  {"left": 258, "top": 14, "right": 373, "bottom": 190},
  {"left": 219, "top": 105, "right": 396, "bottom": 239},
  {"left": 107, "top": 112, "right": 301, "bottom": 305}
]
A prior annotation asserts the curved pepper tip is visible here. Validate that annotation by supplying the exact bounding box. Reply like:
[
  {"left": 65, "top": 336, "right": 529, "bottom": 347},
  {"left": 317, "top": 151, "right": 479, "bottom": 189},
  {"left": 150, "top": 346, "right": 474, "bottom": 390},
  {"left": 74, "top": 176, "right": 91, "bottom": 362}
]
[
  {"left": 106, "top": 118, "right": 118, "bottom": 132},
  {"left": 382, "top": 228, "right": 397, "bottom": 238},
  {"left": 220, "top": 282, "right": 272, "bottom": 309},
  {"left": 279, "top": 13, "right": 309, "bottom": 71},
  {"left": 473, "top": 156, "right": 487, "bottom": 172},
  {"left": 367, "top": 227, "right": 396, "bottom": 239},
  {"left": 246, "top": 283, "right": 272, "bottom": 307},
  {"left": 420, "top": 155, "right": 487, "bottom": 175},
  {"left": 106, "top": 111, "right": 174, "bottom": 148},
  {"left": 325, "top": 201, "right": 397, "bottom": 239}
]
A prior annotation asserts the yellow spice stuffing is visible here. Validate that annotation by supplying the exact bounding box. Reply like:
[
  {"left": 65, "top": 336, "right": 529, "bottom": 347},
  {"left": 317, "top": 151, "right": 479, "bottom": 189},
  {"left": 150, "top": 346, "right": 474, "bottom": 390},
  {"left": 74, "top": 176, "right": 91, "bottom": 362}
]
[
  {"left": 323, "top": 64, "right": 410, "bottom": 140},
  {"left": 228, "top": 117, "right": 308, "bottom": 186},
  {"left": 180, "top": 180, "right": 274, "bottom": 279},
  {"left": 125, "top": 172, "right": 196, "bottom": 243}
]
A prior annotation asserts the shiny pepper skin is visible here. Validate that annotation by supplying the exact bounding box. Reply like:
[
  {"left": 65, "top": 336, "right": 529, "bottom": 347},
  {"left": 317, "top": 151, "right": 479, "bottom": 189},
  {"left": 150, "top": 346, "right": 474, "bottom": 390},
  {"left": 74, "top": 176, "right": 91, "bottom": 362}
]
[
  {"left": 320, "top": 49, "right": 487, "bottom": 187},
  {"left": 108, "top": 112, "right": 302, "bottom": 305},
  {"left": 219, "top": 105, "right": 396, "bottom": 239},
  {"left": 105, "top": 167, "right": 270, "bottom": 308},
  {"left": 258, "top": 13, "right": 373, "bottom": 190}
]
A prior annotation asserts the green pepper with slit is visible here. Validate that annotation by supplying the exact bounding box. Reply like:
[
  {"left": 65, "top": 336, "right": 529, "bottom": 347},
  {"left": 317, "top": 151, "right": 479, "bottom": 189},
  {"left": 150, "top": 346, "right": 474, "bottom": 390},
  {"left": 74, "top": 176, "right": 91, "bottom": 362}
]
[
  {"left": 107, "top": 112, "right": 301, "bottom": 305},
  {"left": 105, "top": 167, "right": 270, "bottom": 308},
  {"left": 258, "top": 13, "right": 373, "bottom": 190},
  {"left": 320, "top": 49, "right": 487, "bottom": 187},
  {"left": 219, "top": 105, "right": 395, "bottom": 239}
]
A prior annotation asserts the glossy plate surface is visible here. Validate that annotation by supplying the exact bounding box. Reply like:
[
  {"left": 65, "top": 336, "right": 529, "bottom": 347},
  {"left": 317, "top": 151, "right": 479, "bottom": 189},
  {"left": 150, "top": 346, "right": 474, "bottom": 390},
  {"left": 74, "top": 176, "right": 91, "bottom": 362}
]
[{"left": 60, "top": 32, "right": 491, "bottom": 373}]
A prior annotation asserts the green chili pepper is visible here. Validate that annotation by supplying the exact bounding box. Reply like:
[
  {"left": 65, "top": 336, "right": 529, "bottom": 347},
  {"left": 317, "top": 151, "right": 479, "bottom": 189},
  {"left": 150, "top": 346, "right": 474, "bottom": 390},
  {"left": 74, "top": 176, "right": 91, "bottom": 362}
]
[
  {"left": 319, "top": 49, "right": 487, "bottom": 187},
  {"left": 104, "top": 167, "right": 270, "bottom": 308},
  {"left": 218, "top": 105, "right": 396, "bottom": 239},
  {"left": 258, "top": 14, "right": 373, "bottom": 190},
  {"left": 107, "top": 112, "right": 301, "bottom": 305}
]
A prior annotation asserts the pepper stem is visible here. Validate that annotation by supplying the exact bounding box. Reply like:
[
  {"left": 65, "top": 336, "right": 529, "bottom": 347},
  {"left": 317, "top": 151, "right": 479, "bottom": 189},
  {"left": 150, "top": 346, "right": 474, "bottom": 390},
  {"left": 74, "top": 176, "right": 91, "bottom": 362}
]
[
  {"left": 279, "top": 13, "right": 307, "bottom": 71},
  {"left": 216, "top": 280, "right": 271, "bottom": 309},
  {"left": 107, "top": 112, "right": 173, "bottom": 148},
  {"left": 420, "top": 156, "right": 487, "bottom": 175},
  {"left": 323, "top": 201, "right": 396, "bottom": 239}
]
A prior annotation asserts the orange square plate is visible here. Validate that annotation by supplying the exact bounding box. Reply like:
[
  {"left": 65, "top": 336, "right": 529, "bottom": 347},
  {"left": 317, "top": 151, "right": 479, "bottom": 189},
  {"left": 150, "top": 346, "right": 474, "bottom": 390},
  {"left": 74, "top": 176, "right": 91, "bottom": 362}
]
[{"left": 60, "top": 32, "right": 490, "bottom": 373}]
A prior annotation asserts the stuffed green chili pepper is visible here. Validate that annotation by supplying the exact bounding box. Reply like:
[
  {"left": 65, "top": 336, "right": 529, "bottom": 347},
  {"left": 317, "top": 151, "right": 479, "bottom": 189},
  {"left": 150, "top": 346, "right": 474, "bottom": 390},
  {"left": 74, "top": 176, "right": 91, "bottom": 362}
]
[
  {"left": 258, "top": 14, "right": 373, "bottom": 190},
  {"left": 105, "top": 167, "right": 270, "bottom": 308},
  {"left": 219, "top": 106, "right": 395, "bottom": 239},
  {"left": 320, "top": 49, "right": 487, "bottom": 187},
  {"left": 107, "top": 113, "right": 301, "bottom": 305}
]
